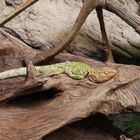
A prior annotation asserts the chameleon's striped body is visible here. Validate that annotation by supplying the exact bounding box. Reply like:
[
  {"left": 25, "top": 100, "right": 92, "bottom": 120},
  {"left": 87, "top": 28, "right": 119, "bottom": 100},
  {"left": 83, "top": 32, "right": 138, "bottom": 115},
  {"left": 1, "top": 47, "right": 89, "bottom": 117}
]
[{"left": 0, "top": 61, "right": 117, "bottom": 83}]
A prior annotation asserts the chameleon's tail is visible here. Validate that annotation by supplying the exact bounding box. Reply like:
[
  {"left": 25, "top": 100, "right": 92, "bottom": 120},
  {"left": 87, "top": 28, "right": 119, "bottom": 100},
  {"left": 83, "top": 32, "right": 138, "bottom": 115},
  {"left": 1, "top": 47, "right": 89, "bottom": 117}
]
[
  {"left": 0, "top": 68, "right": 27, "bottom": 80},
  {"left": 0, "top": 63, "right": 65, "bottom": 80}
]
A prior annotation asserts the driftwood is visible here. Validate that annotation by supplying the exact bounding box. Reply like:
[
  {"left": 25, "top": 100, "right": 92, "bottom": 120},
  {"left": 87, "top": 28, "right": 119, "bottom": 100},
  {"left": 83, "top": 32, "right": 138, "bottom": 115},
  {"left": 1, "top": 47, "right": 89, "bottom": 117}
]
[
  {"left": 0, "top": 29, "right": 140, "bottom": 140},
  {"left": 48, "top": 0, "right": 140, "bottom": 62},
  {"left": 0, "top": 0, "right": 140, "bottom": 139},
  {"left": 1, "top": 0, "right": 140, "bottom": 63}
]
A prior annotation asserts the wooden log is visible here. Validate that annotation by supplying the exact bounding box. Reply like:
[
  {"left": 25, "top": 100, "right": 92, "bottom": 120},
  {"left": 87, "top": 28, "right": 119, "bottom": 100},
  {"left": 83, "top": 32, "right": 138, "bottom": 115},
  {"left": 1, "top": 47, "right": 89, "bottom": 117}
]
[{"left": 0, "top": 30, "right": 140, "bottom": 139}]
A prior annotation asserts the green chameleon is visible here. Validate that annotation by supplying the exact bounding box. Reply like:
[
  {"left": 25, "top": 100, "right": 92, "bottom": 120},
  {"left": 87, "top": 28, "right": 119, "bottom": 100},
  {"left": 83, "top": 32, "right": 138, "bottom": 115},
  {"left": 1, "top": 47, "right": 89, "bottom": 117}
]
[{"left": 0, "top": 61, "right": 117, "bottom": 83}]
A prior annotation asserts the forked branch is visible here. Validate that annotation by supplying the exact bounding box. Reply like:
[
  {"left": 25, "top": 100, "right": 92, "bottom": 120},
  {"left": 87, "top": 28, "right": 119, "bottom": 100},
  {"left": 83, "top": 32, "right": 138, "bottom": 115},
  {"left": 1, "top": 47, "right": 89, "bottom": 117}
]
[
  {"left": 1, "top": 0, "right": 140, "bottom": 64},
  {"left": 37, "top": 0, "right": 140, "bottom": 63}
]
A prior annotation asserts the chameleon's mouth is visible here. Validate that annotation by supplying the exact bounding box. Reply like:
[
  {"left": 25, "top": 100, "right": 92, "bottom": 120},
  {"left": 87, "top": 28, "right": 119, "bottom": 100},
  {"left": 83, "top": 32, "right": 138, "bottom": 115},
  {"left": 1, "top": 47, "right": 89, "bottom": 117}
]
[
  {"left": 103, "top": 69, "right": 118, "bottom": 82},
  {"left": 106, "top": 69, "right": 117, "bottom": 78}
]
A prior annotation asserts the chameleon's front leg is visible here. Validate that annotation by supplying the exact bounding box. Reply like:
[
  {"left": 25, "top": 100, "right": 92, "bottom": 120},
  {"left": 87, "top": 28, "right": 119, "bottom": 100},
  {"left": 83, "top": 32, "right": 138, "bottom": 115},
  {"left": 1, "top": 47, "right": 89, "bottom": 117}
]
[{"left": 96, "top": 7, "right": 114, "bottom": 62}]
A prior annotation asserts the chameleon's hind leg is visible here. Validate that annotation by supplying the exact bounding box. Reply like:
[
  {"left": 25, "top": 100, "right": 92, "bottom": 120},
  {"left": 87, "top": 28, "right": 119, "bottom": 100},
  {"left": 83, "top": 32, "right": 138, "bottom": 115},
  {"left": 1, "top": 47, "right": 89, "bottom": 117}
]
[
  {"left": 66, "top": 72, "right": 87, "bottom": 80},
  {"left": 96, "top": 7, "right": 114, "bottom": 62}
]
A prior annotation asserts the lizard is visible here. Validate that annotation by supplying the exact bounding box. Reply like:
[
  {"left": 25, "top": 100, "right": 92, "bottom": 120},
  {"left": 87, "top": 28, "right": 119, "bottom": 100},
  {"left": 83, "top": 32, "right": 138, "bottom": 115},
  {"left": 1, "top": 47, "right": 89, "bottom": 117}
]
[{"left": 0, "top": 61, "right": 117, "bottom": 83}]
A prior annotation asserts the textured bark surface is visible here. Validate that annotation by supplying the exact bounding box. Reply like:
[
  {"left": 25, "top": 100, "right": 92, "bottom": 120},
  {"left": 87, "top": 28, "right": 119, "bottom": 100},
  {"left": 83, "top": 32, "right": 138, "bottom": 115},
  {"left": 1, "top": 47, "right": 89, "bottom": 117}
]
[
  {"left": 0, "top": 29, "right": 140, "bottom": 140},
  {"left": 0, "top": 1, "right": 140, "bottom": 139},
  {"left": 0, "top": 0, "right": 140, "bottom": 62},
  {"left": 43, "top": 115, "right": 117, "bottom": 140}
]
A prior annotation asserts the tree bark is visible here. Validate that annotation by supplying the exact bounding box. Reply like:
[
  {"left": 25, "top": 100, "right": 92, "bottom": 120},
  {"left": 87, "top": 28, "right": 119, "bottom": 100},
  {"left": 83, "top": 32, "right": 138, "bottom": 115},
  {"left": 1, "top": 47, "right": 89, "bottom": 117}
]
[{"left": 1, "top": 0, "right": 140, "bottom": 62}]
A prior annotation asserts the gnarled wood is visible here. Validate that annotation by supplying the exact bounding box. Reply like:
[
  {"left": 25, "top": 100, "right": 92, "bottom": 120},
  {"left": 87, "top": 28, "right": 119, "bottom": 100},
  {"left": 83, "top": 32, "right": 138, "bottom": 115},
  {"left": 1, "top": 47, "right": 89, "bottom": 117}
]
[
  {"left": 0, "top": 2, "right": 140, "bottom": 138},
  {"left": 0, "top": 53, "right": 140, "bottom": 140},
  {"left": 1, "top": 0, "right": 140, "bottom": 63},
  {"left": 0, "top": 35, "right": 140, "bottom": 140}
]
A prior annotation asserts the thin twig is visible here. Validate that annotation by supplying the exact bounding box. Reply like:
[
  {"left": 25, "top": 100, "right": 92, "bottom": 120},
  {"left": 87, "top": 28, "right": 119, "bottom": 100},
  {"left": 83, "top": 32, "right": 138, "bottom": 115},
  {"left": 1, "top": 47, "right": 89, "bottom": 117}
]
[{"left": 0, "top": 0, "right": 39, "bottom": 27}]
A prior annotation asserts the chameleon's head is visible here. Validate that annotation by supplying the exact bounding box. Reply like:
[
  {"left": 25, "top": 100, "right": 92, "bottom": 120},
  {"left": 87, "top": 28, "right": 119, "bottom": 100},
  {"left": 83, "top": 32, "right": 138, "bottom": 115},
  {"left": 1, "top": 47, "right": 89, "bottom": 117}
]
[{"left": 88, "top": 67, "right": 118, "bottom": 83}]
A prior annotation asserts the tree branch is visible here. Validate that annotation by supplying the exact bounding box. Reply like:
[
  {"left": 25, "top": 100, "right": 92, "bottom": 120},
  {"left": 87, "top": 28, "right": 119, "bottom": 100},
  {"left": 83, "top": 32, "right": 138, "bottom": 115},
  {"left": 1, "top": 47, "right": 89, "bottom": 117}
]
[
  {"left": 0, "top": 0, "right": 39, "bottom": 27},
  {"left": 34, "top": 0, "right": 140, "bottom": 64},
  {"left": 105, "top": 0, "right": 140, "bottom": 34}
]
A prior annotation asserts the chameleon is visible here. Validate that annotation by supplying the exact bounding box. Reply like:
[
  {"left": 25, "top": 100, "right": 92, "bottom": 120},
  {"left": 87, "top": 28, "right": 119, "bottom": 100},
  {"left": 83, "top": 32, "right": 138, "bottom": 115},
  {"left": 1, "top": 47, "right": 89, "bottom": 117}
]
[{"left": 0, "top": 61, "right": 117, "bottom": 83}]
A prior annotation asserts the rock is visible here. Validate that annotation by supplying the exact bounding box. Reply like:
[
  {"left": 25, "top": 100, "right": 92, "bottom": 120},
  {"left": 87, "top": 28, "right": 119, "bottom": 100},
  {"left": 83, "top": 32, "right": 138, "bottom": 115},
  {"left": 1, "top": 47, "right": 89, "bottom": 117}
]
[
  {"left": 5, "top": 0, "right": 22, "bottom": 6},
  {"left": 0, "top": 0, "right": 140, "bottom": 63},
  {"left": 5, "top": 0, "right": 15, "bottom": 6}
]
